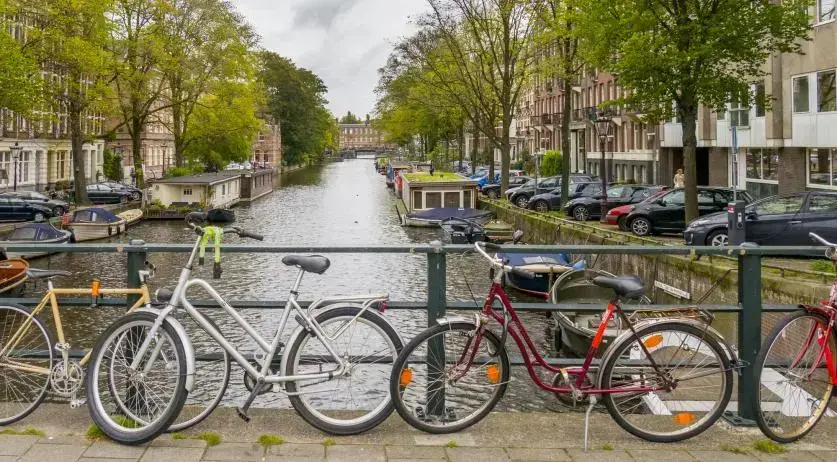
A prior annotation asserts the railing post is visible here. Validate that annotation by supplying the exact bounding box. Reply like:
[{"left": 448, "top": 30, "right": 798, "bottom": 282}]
[
  {"left": 126, "top": 240, "right": 148, "bottom": 306},
  {"left": 727, "top": 242, "right": 761, "bottom": 425},
  {"left": 426, "top": 242, "right": 447, "bottom": 417}
]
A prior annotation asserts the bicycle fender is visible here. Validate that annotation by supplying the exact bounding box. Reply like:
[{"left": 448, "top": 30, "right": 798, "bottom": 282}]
[
  {"left": 434, "top": 315, "right": 478, "bottom": 327},
  {"left": 135, "top": 307, "right": 196, "bottom": 392}
]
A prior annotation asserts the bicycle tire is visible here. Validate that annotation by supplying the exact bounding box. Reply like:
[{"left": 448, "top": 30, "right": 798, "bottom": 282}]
[
  {"left": 0, "top": 305, "right": 54, "bottom": 426},
  {"left": 284, "top": 306, "right": 403, "bottom": 435},
  {"left": 86, "top": 312, "right": 187, "bottom": 445},
  {"left": 754, "top": 310, "right": 835, "bottom": 443},
  {"left": 600, "top": 321, "right": 733, "bottom": 442},
  {"left": 167, "top": 314, "right": 231, "bottom": 432},
  {"left": 390, "top": 322, "right": 509, "bottom": 434}
]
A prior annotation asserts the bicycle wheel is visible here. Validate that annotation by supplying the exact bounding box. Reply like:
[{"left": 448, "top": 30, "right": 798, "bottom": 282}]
[
  {"left": 0, "top": 305, "right": 54, "bottom": 425},
  {"left": 390, "top": 322, "right": 509, "bottom": 434},
  {"left": 284, "top": 306, "right": 403, "bottom": 435},
  {"left": 600, "top": 321, "right": 732, "bottom": 442},
  {"left": 86, "top": 312, "right": 187, "bottom": 444},
  {"left": 754, "top": 310, "right": 836, "bottom": 443},
  {"left": 167, "top": 314, "right": 230, "bottom": 432}
]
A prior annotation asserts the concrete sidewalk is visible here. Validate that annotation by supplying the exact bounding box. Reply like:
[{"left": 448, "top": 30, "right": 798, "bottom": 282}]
[{"left": 1, "top": 404, "right": 837, "bottom": 461}]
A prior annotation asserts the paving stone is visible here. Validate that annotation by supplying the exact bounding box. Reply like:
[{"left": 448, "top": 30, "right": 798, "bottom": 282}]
[
  {"left": 83, "top": 441, "right": 147, "bottom": 459},
  {"left": 326, "top": 444, "right": 386, "bottom": 462},
  {"left": 628, "top": 449, "right": 696, "bottom": 461},
  {"left": 506, "top": 447, "right": 571, "bottom": 461},
  {"left": 80, "top": 459, "right": 136, "bottom": 462},
  {"left": 810, "top": 452, "right": 837, "bottom": 461},
  {"left": 0, "top": 457, "right": 17, "bottom": 462},
  {"left": 446, "top": 446, "right": 511, "bottom": 462},
  {"left": 567, "top": 449, "right": 634, "bottom": 461},
  {"left": 386, "top": 445, "right": 447, "bottom": 460},
  {"left": 755, "top": 451, "right": 827, "bottom": 461},
  {"left": 20, "top": 443, "right": 87, "bottom": 462},
  {"left": 40, "top": 435, "right": 91, "bottom": 446},
  {"left": 139, "top": 446, "right": 205, "bottom": 462},
  {"left": 149, "top": 436, "right": 207, "bottom": 447},
  {"left": 0, "top": 434, "right": 39, "bottom": 455},
  {"left": 202, "top": 443, "right": 263, "bottom": 461},
  {"left": 689, "top": 450, "right": 759, "bottom": 462},
  {"left": 266, "top": 443, "right": 324, "bottom": 458}
]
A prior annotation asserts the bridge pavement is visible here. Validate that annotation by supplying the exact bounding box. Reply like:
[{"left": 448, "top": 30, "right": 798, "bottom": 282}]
[{"left": 1, "top": 404, "right": 836, "bottom": 461}]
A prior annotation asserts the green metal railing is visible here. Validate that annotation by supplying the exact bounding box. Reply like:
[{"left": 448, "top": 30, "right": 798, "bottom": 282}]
[{"left": 1, "top": 241, "right": 825, "bottom": 424}]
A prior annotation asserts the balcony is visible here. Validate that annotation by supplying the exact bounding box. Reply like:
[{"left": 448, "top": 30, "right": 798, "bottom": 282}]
[
  {"left": 530, "top": 116, "right": 542, "bottom": 127},
  {"left": 541, "top": 113, "right": 553, "bottom": 126}
]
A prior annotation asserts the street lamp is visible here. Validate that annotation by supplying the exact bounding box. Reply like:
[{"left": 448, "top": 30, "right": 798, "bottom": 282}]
[
  {"left": 162, "top": 142, "right": 168, "bottom": 176},
  {"left": 10, "top": 142, "right": 22, "bottom": 191},
  {"left": 595, "top": 111, "right": 613, "bottom": 223}
]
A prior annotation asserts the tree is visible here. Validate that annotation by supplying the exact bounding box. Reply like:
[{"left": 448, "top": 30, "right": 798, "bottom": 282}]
[
  {"left": 103, "top": 148, "right": 124, "bottom": 181},
  {"left": 0, "top": 2, "right": 40, "bottom": 115},
  {"left": 540, "top": 150, "right": 563, "bottom": 177},
  {"left": 580, "top": 0, "right": 811, "bottom": 221},
  {"left": 339, "top": 111, "right": 362, "bottom": 124}
]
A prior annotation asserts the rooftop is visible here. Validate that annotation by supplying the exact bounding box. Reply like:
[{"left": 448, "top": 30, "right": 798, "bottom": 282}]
[
  {"left": 150, "top": 172, "right": 241, "bottom": 185},
  {"left": 402, "top": 172, "right": 473, "bottom": 183}
]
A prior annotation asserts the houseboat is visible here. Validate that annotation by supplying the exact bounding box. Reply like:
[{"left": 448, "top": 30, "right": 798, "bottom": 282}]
[
  {"left": 148, "top": 172, "right": 242, "bottom": 210},
  {"left": 387, "top": 162, "right": 411, "bottom": 189},
  {"left": 397, "top": 172, "right": 490, "bottom": 227}
]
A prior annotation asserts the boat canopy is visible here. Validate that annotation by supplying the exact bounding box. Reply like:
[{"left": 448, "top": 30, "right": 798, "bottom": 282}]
[
  {"left": 10, "top": 224, "right": 65, "bottom": 241},
  {"left": 408, "top": 208, "right": 493, "bottom": 221},
  {"left": 499, "top": 252, "right": 576, "bottom": 267},
  {"left": 72, "top": 207, "right": 122, "bottom": 224}
]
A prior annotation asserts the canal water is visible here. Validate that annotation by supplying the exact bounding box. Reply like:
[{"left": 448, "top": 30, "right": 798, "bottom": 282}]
[{"left": 29, "top": 159, "right": 567, "bottom": 411}]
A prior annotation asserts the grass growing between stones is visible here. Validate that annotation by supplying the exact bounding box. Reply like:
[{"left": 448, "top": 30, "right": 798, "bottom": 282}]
[
  {"left": 601, "top": 443, "right": 613, "bottom": 451},
  {"left": 171, "top": 433, "right": 188, "bottom": 440},
  {"left": 720, "top": 444, "right": 749, "bottom": 455},
  {"left": 753, "top": 440, "right": 787, "bottom": 454},
  {"left": 445, "top": 440, "right": 458, "bottom": 448},
  {"left": 0, "top": 427, "right": 44, "bottom": 436},
  {"left": 257, "top": 434, "right": 285, "bottom": 446},
  {"left": 85, "top": 425, "right": 106, "bottom": 441},
  {"left": 323, "top": 438, "right": 336, "bottom": 446},
  {"left": 194, "top": 432, "right": 222, "bottom": 447}
]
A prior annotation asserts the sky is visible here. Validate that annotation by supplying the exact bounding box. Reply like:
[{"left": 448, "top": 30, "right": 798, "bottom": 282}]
[{"left": 235, "top": 0, "right": 429, "bottom": 119}]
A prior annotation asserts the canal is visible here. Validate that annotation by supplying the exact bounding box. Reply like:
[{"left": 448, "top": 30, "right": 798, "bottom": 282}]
[{"left": 29, "top": 159, "right": 565, "bottom": 411}]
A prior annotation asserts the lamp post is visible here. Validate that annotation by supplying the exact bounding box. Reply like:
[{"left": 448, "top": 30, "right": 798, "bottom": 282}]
[
  {"left": 161, "top": 143, "right": 168, "bottom": 177},
  {"left": 595, "top": 112, "right": 613, "bottom": 223},
  {"left": 10, "top": 142, "right": 22, "bottom": 191}
]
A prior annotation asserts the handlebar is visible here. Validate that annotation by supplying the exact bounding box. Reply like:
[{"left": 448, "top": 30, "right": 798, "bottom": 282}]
[
  {"left": 474, "top": 241, "right": 536, "bottom": 279},
  {"left": 810, "top": 232, "right": 837, "bottom": 261},
  {"left": 185, "top": 222, "right": 263, "bottom": 241}
]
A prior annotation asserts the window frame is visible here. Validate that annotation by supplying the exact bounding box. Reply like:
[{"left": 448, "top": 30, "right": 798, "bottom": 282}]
[
  {"left": 817, "top": 69, "right": 837, "bottom": 113},
  {"left": 817, "top": 0, "right": 836, "bottom": 24},
  {"left": 793, "top": 75, "right": 810, "bottom": 113},
  {"left": 807, "top": 148, "right": 837, "bottom": 189}
]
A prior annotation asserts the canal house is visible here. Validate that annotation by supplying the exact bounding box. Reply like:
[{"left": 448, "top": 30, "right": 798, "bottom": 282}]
[
  {"left": 239, "top": 168, "right": 274, "bottom": 202},
  {"left": 149, "top": 172, "right": 242, "bottom": 209}
]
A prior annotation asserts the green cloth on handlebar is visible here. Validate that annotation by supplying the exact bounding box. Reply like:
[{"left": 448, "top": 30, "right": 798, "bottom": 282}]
[{"left": 199, "top": 226, "right": 224, "bottom": 263}]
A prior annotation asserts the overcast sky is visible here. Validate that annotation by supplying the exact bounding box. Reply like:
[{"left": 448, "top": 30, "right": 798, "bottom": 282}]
[{"left": 235, "top": 0, "right": 428, "bottom": 119}]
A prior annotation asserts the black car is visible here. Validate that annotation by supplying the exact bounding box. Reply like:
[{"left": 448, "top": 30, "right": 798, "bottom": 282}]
[
  {"left": 481, "top": 176, "right": 530, "bottom": 199},
  {"left": 563, "top": 185, "right": 664, "bottom": 221},
  {"left": 507, "top": 174, "right": 594, "bottom": 208},
  {"left": 97, "top": 182, "right": 143, "bottom": 201},
  {"left": 526, "top": 182, "right": 600, "bottom": 213},
  {"left": 86, "top": 184, "right": 132, "bottom": 204},
  {"left": 685, "top": 191, "right": 837, "bottom": 247},
  {"left": 624, "top": 187, "right": 753, "bottom": 237},
  {"left": 0, "top": 197, "right": 53, "bottom": 222},
  {"left": 0, "top": 191, "right": 69, "bottom": 216}
]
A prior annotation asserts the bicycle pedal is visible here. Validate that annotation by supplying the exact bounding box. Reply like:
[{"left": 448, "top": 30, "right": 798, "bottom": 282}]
[
  {"left": 235, "top": 407, "right": 251, "bottom": 422},
  {"left": 69, "top": 398, "right": 86, "bottom": 409}
]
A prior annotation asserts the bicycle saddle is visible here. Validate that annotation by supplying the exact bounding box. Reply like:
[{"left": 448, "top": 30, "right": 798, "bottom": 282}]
[
  {"left": 282, "top": 255, "right": 330, "bottom": 274},
  {"left": 27, "top": 268, "right": 72, "bottom": 280},
  {"left": 592, "top": 275, "right": 645, "bottom": 300}
]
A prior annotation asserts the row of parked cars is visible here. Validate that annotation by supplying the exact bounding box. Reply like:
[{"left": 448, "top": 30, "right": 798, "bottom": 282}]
[
  {"left": 480, "top": 172, "right": 837, "bottom": 247},
  {"left": 0, "top": 181, "right": 143, "bottom": 222}
]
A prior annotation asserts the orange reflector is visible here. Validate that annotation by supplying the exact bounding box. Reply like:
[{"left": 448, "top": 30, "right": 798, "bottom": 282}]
[
  {"left": 91, "top": 279, "right": 101, "bottom": 298},
  {"left": 399, "top": 368, "right": 413, "bottom": 388},
  {"left": 643, "top": 334, "right": 664, "bottom": 348},
  {"left": 673, "top": 412, "right": 696, "bottom": 425},
  {"left": 486, "top": 365, "right": 501, "bottom": 384}
]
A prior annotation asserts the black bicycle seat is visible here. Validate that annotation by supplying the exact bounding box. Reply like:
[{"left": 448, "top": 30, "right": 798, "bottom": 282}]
[
  {"left": 592, "top": 275, "right": 645, "bottom": 300},
  {"left": 282, "top": 255, "right": 330, "bottom": 274}
]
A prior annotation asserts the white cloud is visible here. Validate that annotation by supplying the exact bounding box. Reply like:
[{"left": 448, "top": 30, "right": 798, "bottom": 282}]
[{"left": 234, "top": 0, "right": 428, "bottom": 117}]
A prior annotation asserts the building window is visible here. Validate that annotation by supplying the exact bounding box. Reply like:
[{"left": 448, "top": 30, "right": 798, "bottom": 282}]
[
  {"left": 818, "top": 70, "right": 836, "bottom": 112},
  {"left": 730, "top": 89, "right": 750, "bottom": 127},
  {"left": 183, "top": 188, "right": 192, "bottom": 196},
  {"left": 809, "top": 148, "right": 837, "bottom": 186},
  {"left": 819, "top": 0, "right": 835, "bottom": 22},
  {"left": 745, "top": 149, "right": 779, "bottom": 181},
  {"left": 425, "top": 192, "right": 442, "bottom": 209},
  {"left": 755, "top": 82, "right": 766, "bottom": 117},
  {"left": 793, "top": 76, "right": 809, "bottom": 113}
]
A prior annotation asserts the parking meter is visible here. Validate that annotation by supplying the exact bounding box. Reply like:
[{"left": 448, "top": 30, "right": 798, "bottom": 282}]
[{"left": 727, "top": 201, "right": 747, "bottom": 246}]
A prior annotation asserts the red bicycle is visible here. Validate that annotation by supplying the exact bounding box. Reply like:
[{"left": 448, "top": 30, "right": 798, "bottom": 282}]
[
  {"left": 391, "top": 241, "right": 735, "bottom": 444},
  {"left": 752, "top": 232, "right": 837, "bottom": 443}
]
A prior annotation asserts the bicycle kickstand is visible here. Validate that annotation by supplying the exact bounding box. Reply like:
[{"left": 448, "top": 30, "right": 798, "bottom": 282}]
[{"left": 583, "top": 394, "right": 597, "bottom": 452}]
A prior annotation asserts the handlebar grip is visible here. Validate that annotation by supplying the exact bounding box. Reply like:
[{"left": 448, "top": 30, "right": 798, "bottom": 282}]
[
  {"left": 483, "top": 242, "right": 502, "bottom": 252},
  {"left": 239, "top": 230, "right": 264, "bottom": 241},
  {"left": 511, "top": 267, "right": 536, "bottom": 280}
]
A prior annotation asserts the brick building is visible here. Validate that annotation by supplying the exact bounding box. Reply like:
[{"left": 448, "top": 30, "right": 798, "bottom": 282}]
[
  {"left": 252, "top": 120, "right": 281, "bottom": 168},
  {"left": 338, "top": 123, "right": 396, "bottom": 151}
]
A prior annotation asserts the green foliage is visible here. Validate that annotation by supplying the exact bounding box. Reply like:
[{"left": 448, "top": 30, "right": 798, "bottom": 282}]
[
  {"left": 0, "top": 427, "right": 45, "bottom": 436},
  {"left": 85, "top": 424, "right": 106, "bottom": 441},
  {"left": 720, "top": 444, "right": 749, "bottom": 455},
  {"left": 164, "top": 165, "right": 204, "bottom": 178},
  {"left": 0, "top": 11, "right": 41, "bottom": 115},
  {"left": 600, "top": 443, "right": 613, "bottom": 451},
  {"left": 445, "top": 440, "right": 458, "bottom": 448},
  {"left": 540, "top": 150, "right": 563, "bottom": 177},
  {"left": 194, "top": 432, "right": 222, "bottom": 447},
  {"left": 811, "top": 260, "right": 834, "bottom": 274},
  {"left": 257, "top": 434, "right": 285, "bottom": 446},
  {"left": 171, "top": 433, "right": 188, "bottom": 440},
  {"left": 103, "top": 148, "right": 124, "bottom": 182},
  {"left": 339, "top": 111, "right": 362, "bottom": 124},
  {"left": 753, "top": 440, "right": 786, "bottom": 455},
  {"left": 403, "top": 172, "right": 463, "bottom": 182},
  {"left": 322, "top": 438, "right": 336, "bottom": 446}
]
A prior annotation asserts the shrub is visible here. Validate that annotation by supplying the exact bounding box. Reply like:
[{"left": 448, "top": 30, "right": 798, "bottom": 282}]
[{"left": 540, "top": 150, "right": 563, "bottom": 177}]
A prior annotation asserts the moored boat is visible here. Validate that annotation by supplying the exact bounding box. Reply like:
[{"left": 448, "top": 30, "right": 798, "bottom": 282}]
[
  {"left": 117, "top": 209, "right": 144, "bottom": 227},
  {"left": 66, "top": 208, "right": 126, "bottom": 242},
  {"left": 496, "top": 252, "right": 587, "bottom": 299},
  {"left": 0, "top": 259, "right": 29, "bottom": 294},
  {"left": 0, "top": 224, "right": 72, "bottom": 259},
  {"left": 405, "top": 207, "right": 493, "bottom": 227}
]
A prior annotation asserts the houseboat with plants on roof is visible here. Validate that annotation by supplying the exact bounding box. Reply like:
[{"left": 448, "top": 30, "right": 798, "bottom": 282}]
[{"left": 396, "top": 171, "right": 491, "bottom": 227}]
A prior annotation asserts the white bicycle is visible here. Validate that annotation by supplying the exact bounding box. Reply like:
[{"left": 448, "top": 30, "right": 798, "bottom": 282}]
[{"left": 85, "top": 217, "right": 404, "bottom": 444}]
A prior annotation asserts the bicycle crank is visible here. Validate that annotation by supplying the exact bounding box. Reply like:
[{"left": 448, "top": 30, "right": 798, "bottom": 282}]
[
  {"left": 244, "top": 369, "right": 275, "bottom": 395},
  {"left": 50, "top": 361, "right": 84, "bottom": 397}
]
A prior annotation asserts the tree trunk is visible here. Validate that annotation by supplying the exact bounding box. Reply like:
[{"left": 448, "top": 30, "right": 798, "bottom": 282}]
[
  {"left": 69, "top": 97, "right": 89, "bottom": 205},
  {"left": 131, "top": 115, "right": 145, "bottom": 189},
  {"left": 560, "top": 78, "right": 572, "bottom": 208},
  {"left": 457, "top": 124, "right": 464, "bottom": 172},
  {"left": 680, "top": 99, "right": 699, "bottom": 222},
  {"left": 500, "top": 116, "right": 510, "bottom": 195},
  {"left": 471, "top": 121, "right": 478, "bottom": 174},
  {"left": 487, "top": 118, "right": 495, "bottom": 189},
  {"left": 171, "top": 76, "right": 184, "bottom": 167}
]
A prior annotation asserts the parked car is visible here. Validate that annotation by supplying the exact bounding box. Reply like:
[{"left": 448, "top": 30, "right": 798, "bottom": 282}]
[
  {"left": 605, "top": 189, "right": 670, "bottom": 230},
  {"left": 96, "top": 181, "right": 143, "bottom": 201},
  {"left": 0, "top": 197, "right": 53, "bottom": 222},
  {"left": 507, "top": 174, "right": 594, "bottom": 208},
  {"left": 684, "top": 191, "right": 837, "bottom": 247},
  {"left": 0, "top": 191, "right": 69, "bottom": 216},
  {"left": 563, "top": 185, "right": 666, "bottom": 221},
  {"left": 624, "top": 187, "right": 753, "bottom": 237},
  {"left": 86, "top": 184, "right": 132, "bottom": 204},
  {"left": 526, "top": 182, "right": 600, "bottom": 213},
  {"left": 481, "top": 176, "right": 531, "bottom": 199}
]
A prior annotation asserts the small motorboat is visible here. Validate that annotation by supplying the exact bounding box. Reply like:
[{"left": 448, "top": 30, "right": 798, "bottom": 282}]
[
  {"left": 404, "top": 208, "right": 493, "bottom": 227},
  {"left": 496, "top": 251, "right": 587, "bottom": 299},
  {"left": 0, "top": 223, "right": 72, "bottom": 259},
  {"left": 66, "top": 207, "right": 126, "bottom": 242},
  {"left": 0, "top": 259, "right": 29, "bottom": 294},
  {"left": 482, "top": 220, "right": 515, "bottom": 243},
  {"left": 441, "top": 218, "right": 518, "bottom": 245},
  {"left": 117, "top": 209, "right": 144, "bottom": 227}
]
